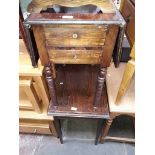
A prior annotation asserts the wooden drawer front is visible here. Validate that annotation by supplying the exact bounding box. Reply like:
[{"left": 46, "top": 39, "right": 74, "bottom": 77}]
[
  {"left": 19, "top": 124, "right": 51, "bottom": 135},
  {"left": 43, "top": 25, "right": 107, "bottom": 47},
  {"left": 19, "top": 87, "right": 34, "bottom": 110},
  {"left": 19, "top": 119, "right": 57, "bottom": 136},
  {"left": 19, "top": 78, "right": 42, "bottom": 113},
  {"left": 121, "top": 0, "right": 135, "bottom": 45},
  {"left": 48, "top": 48, "right": 103, "bottom": 64}
]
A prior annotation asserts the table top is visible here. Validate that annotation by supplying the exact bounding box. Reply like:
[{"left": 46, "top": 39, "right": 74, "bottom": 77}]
[
  {"left": 106, "top": 62, "right": 135, "bottom": 114},
  {"left": 25, "top": 10, "right": 125, "bottom": 25}
]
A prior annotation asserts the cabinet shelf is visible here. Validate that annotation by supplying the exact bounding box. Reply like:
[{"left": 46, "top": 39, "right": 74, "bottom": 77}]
[{"left": 48, "top": 64, "right": 109, "bottom": 118}]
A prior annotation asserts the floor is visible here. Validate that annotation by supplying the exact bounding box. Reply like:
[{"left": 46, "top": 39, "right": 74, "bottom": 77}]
[{"left": 19, "top": 116, "right": 135, "bottom": 155}]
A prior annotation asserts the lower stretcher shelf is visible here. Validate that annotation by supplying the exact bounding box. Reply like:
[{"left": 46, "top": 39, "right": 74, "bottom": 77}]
[{"left": 48, "top": 64, "right": 109, "bottom": 118}]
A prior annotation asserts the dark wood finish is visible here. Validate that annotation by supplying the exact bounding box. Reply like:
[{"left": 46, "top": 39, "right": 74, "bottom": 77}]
[
  {"left": 23, "top": 1, "right": 126, "bottom": 144},
  {"left": 24, "top": 24, "right": 39, "bottom": 67},
  {"left": 48, "top": 48, "right": 103, "bottom": 64},
  {"left": 120, "top": 0, "right": 135, "bottom": 46},
  {"left": 100, "top": 119, "right": 113, "bottom": 143},
  {"left": 100, "top": 113, "right": 135, "bottom": 143},
  {"left": 25, "top": 12, "right": 124, "bottom": 25},
  {"left": 32, "top": 25, "right": 49, "bottom": 65},
  {"left": 48, "top": 65, "right": 109, "bottom": 118},
  {"left": 93, "top": 68, "right": 107, "bottom": 108},
  {"left": 95, "top": 119, "right": 104, "bottom": 145},
  {"left": 101, "top": 25, "right": 119, "bottom": 67},
  {"left": 113, "top": 25, "right": 126, "bottom": 67},
  {"left": 19, "top": 4, "right": 28, "bottom": 49},
  {"left": 43, "top": 24, "right": 107, "bottom": 47},
  {"left": 25, "top": 11, "right": 125, "bottom": 67},
  {"left": 54, "top": 117, "right": 63, "bottom": 144},
  {"left": 44, "top": 63, "right": 58, "bottom": 106}
]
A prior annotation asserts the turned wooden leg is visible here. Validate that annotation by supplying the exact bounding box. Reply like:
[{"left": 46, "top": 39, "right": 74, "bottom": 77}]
[
  {"left": 100, "top": 119, "right": 113, "bottom": 143},
  {"left": 51, "top": 62, "right": 56, "bottom": 79},
  {"left": 45, "top": 62, "right": 58, "bottom": 106},
  {"left": 93, "top": 68, "right": 107, "bottom": 108},
  {"left": 54, "top": 117, "right": 63, "bottom": 144},
  {"left": 95, "top": 119, "right": 104, "bottom": 145}
]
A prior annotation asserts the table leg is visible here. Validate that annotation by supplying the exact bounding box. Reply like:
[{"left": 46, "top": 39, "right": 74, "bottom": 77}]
[
  {"left": 100, "top": 119, "right": 113, "bottom": 143},
  {"left": 54, "top": 116, "right": 63, "bottom": 144},
  {"left": 95, "top": 119, "right": 104, "bottom": 145},
  {"left": 45, "top": 62, "right": 58, "bottom": 106},
  {"left": 93, "top": 68, "right": 107, "bottom": 108}
]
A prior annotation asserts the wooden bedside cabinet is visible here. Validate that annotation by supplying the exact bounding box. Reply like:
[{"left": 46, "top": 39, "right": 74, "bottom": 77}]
[
  {"left": 19, "top": 39, "right": 57, "bottom": 136},
  {"left": 23, "top": 0, "right": 126, "bottom": 144}
]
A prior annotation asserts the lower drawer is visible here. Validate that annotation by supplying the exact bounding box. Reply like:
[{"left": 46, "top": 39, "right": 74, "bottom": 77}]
[
  {"left": 19, "top": 124, "right": 51, "bottom": 135},
  {"left": 19, "top": 119, "right": 57, "bottom": 136},
  {"left": 48, "top": 48, "right": 103, "bottom": 64}
]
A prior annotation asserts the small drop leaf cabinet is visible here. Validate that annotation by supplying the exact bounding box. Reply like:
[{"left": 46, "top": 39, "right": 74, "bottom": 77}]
[{"left": 23, "top": 0, "right": 126, "bottom": 144}]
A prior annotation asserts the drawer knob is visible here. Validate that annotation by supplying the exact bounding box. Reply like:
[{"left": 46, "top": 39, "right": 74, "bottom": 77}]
[
  {"left": 33, "top": 129, "right": 37, "bottom": 133},
  {"left": 72, "top": 33, "right": 78, "bottom": 39}
]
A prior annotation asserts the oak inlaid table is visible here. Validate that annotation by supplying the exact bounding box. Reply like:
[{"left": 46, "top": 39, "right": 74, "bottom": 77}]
[{"left": 23, "top": 0, "right": 126, "bottom": 144}]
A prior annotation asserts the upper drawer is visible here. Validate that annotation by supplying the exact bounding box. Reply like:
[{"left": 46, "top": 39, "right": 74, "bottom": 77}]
[{"left": 43, "top": 25, "right": 108, "bottom": 47}]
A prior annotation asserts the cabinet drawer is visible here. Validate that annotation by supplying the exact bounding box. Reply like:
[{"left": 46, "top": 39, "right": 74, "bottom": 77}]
[
  {"left": 19, "top": 119, "right": 57, "bottom": 136},
  {"left": 19, "top": 124, "right": 51, "bottom": 135},
  {"left": 19, "top": 78, "right": 42, "bottom": 113},
  {"left": 43, "top": 25, "right": 107, "bottom": 47},
  {"left": 121, "top": 0, "right": 135, "bottom": 45},
  {"left": 48, "top": 47, "right": 103, "bottom": 64}
]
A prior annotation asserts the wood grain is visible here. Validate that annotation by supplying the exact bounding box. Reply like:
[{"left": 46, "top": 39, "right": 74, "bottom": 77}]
[
  {"left": 48, "top": 48, "right": 103, "bottom": 64},
  {"left": 115, "top": 60, "right": 135, "bottom": 104},
  {"left": 20, "top": 123, "right": 52, "bottom": 135},
  {"left": 100, "top": 119, "right": 113, "bottom": 143},
  {"left": 19, "top": 87, "right": 34, "bottom": 110},
  {"left": 43, "top": 24, "right": 107, "bottom": 47},
  {"left": 32, "top": 25, "right": 49, "bottom": 65},
  {"left": 26, "top": 12, "right": 121, "bottom": 23},
  {"left": 24, "top": 80, "right": 42, "bottom": 113},
  {"left": 130, "top": 42, "right": 135, "bottom": 59},
  {"left": 33, "top": 76, "right": 50, "bottom": 110},
  {"left": 48, "top": 65, "right": 109, "bottom": 118},
  {"left": 93, "top": 67, "right": 107, "bottom": 107},
  {"left": 101, "top": 25, "right": 119, "bottom": 67},
  {"left": 120, "top": 0, "right": 135, "bottom": 46},
  {"left": 45, "top": 63, "right": 58, "bottom": 106},
  {"left": 106, "top": 63, "right": 135, "bottom": 114},
  {"left": 19, "top": 119, "right": 56, "bottom": 136},
  {"left": 19, "top": 39, "right": 44, "bottom": 76}
]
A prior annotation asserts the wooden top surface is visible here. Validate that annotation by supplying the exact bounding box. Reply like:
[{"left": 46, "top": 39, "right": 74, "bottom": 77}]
[
  {"left": 25, "top": 10, "right": 125, "bottom": 25},
  {"left": 28, "top": 0, "right": 116, "bottom": 13},
  {"left": 19, "top": 39, "right": 43, "bottom": 76},
  {"left": 106, "top": 63, "right": 135, "bottom": 114}
]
